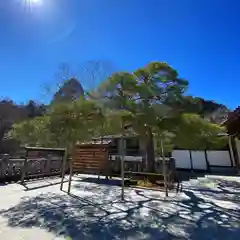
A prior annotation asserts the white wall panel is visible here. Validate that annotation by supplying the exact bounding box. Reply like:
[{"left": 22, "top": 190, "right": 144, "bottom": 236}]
[
  {"left": 191, "top": 151, "right": 207, "bottom": 170},
  {"left": 207, "top": 151, "right": 231, "bottom": 166},
  {"left": 172, "top": 150, "right": 191, "bottom": 169}
]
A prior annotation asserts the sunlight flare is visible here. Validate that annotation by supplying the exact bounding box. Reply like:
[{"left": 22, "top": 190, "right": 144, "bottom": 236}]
[
  {"left": 28, "top": 0, "right": 42, "bottom": 4},
  {"left": 23, "top": 0, "right": 43, "bottom": 7},
  {"left": 17, "top": 0, "right": 44, "bottom": 12}
]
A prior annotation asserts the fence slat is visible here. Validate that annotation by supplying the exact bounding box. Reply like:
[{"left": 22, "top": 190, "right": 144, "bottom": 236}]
[{"left": 0, "top": 154, "right": 9, "bottom": 179}]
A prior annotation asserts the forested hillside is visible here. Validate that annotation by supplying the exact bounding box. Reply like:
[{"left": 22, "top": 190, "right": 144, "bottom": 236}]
[
  {"left": 1, "top": 62, "right": 229, "bottom": 173},
  {"left": 1, "top": 62, "right": 229, "bottom": 166}
]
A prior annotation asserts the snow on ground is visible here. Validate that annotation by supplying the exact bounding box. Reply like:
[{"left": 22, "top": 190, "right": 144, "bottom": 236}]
[{"left": 0, "top": 174, "right": 239, "bottom": 240}]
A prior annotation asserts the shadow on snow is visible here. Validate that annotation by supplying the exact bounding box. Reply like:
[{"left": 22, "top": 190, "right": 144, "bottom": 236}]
[{"left": 0, "top": 177, "right": 239, "bottom": 239}]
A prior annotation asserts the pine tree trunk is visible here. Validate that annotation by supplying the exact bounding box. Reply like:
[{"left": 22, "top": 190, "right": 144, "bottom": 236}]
[{"left": 146, "top": 127, "right": 155, "bottom": 172}]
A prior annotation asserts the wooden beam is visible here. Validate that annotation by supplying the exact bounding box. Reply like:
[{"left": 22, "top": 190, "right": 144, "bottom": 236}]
[
  {"left": 24, "top": 147, "right": 66, "bottom": 152},
  {"left": 21, "top": 149, "right": 28, "bottom": 183},
  {"left": 60, "top": 148, "right": 67, "bottom": 191},
  {"left": 67, "top": 159, "right": 73, "bottom": 195},
  {"left": 124, "top": 171, "right": 171, "bottom": 176}
]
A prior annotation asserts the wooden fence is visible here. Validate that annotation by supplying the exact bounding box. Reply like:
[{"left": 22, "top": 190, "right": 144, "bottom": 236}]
[
  {"left": 72, "top": 143, "right": 110, "bottom": 175},
  {"left": 0, "top": 147, "right": 176, "bottom": 183},
  {"left": 110, "top": 156, "right": 175, "bottom": 175},
  {"left": 0, "top": 147, "right": 66, "bottom": 182},
  {"left": 0, "top": 155, "right": 64, "bottom": 182}
]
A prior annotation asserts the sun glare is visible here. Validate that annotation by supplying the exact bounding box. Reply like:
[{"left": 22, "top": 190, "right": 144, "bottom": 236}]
[
  {"left": 25, "top": 0, "right": 43, "bottom": 6},
  {"left": 30, "top": 0, "right": 41, "bottom": 3},
  {"left": 18, "top": 0, "right": 44, "bottom": 11}
]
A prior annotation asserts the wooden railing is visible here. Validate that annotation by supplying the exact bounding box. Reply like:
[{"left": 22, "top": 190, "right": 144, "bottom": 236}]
[
  {"left": 0, "top": 149, "right": 175, "bottom": 183},
  {"left": 0, "top": 154, "right": 65, "bottom": 182},
  {"left": 0, "top": 146, "right": 67, "bottom": 182},
  {"left": 110, "top": 155, "right": 175, "bottom": 175},
  {"left": 0, "top": 155, "right": 23, "bottom": 181}
]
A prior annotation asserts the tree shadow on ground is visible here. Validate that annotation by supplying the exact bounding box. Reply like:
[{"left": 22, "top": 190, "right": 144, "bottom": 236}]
[
  {"left": 215, "top": 178, "right": 240, "bottom": 192},
  {"left": 21, "top": 177, "right": 69, "bottom": 191},
  {"left": 0, "top": 182, "right": 8, "bottom": 186},
  {"left": 76, "top": 176, "right": 122, "bottom": 187},
  {"left": 74, "top": 175, "right": 179, "bottom": 192},
  {"left": 0, "top": 177, "right": 239, "bottom": 239},
  {"left": 184, "top": 177, "right": 240, "bottom": 203},
  {"left": 180, "top": 190, "right": 239, "bottom": 239}
]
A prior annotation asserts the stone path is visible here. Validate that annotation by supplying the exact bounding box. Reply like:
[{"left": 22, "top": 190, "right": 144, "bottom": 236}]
[{"left": 0, "top": 174, "right": 239, "bottom": 239}]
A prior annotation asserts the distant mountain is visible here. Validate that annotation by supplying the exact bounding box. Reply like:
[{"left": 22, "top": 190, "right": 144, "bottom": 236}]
[
  {"left": 52, "top": 78, "right": 85, "bottom": 104},
  {"left": 198, "top": 98, "right": 229, "bottom": 124}
]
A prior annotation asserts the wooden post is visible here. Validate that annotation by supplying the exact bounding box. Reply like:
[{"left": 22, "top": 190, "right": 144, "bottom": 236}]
[
  {"left": 228, "top": 135, "right": 234, "bottom": 167},
  {"left": 204, "top": 150, "right": 211, "bottom": 173},
  {"left": 233, "top": 136, "right": 240, "bottom": 174},
  {"left": 8, "top": 160, "right": 13, "bottom": 177},
  {"left": 189, "top": 150, "right": 193, "bottom": 173},
  {"left": 160, "top": 138, "right": 168, "bottom": 197},
  {"left": 67, "top": 158, "right": 73, "bottom": 195},
  {"left": 21, "top": 149, "right": 28, "bottom": 183},
  {"left": 46, "top": 156, "right": 51, "bottom": 175},
  {"left": 60, "top": 148, "right": 67, "bottom": 191},
  {"left": 0, "top": 158, "right": 2, "bottom": 179},
  {"left": 120, "top": 120, "right": 125, "bottom": 201},
  {"left": 0, "top": 154, "right": 9, "bottom": 179}
]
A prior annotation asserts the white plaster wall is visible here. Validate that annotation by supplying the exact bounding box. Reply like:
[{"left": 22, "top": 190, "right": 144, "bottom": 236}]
[
  {"left": 172, "top": 150, "right": 191, "bottom": 169},
  {"left": 207, "top": 151, "right": 232, "bottom": 166},
  {"left": 191, "top": 151, "right": 207, "bottom": 170}
]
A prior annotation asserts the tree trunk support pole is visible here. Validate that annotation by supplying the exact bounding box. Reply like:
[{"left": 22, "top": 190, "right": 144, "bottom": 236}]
[
  {"left": 160, "top": 138, "right": 168, "bottom": 197},
  {"left": 67, "top": 158, "right": 73, "bottom": 194},
  {"left": 60, "top": 148, "right": 68, "bottom": 191},
  {"left": 21, "top": 149, "right": 28, "bottom": 184},
  {"left": 121, "top": 120, "right": 125, "bottom": 201}
]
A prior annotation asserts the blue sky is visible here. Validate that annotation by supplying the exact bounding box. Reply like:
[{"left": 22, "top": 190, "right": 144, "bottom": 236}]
[{"left": 0, "top": 0, "right": 239, "bottom": 109}]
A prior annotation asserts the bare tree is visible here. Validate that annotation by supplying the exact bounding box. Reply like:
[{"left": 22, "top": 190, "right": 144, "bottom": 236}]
[
  {"left": 78, "top": 60, "right": 115, "bottom": 94},
  {"left": 41, "top": 60, "right": 115, "bottom": 103},
  {"left": 41, "top": 62, "right": 77, "bottom": 102}
]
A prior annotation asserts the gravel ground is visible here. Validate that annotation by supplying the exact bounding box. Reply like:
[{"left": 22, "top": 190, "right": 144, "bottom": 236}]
[{"left": 0, "top": 174, "right": 239, "bottom": 240}]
